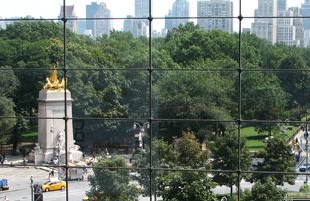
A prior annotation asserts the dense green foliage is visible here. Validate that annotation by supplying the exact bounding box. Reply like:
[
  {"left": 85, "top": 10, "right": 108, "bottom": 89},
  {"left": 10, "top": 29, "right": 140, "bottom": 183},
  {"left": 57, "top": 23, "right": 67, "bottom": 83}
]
[
  {"left": 300, "top": 184, "right": 310, "bottom": 193},
  {"left": 132, "top": 132, "right": 215, "bottom": 200},
  {"left": 0, "top": 20, "right": 309, "bottom": 141},
  {"left": 251, "top": 136, "right": 296, "bottom": 185},
  {"left": 87, "top": 156, "right": 140, "bottom": 201},
  {"left": 0, "top": 20, "right": 307, "bottom": 200},
  {"left": 210, "top": 132, "right": 252, "bottom": 196},
  {"left": 242, "top": 178, "right": 286, "bottom": 201}
]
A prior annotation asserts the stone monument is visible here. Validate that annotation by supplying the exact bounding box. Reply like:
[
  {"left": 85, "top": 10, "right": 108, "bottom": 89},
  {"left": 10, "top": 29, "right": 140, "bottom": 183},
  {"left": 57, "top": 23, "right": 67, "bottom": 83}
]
[{"left": 30, "top": 64, "right": 82, "bottom": 164}]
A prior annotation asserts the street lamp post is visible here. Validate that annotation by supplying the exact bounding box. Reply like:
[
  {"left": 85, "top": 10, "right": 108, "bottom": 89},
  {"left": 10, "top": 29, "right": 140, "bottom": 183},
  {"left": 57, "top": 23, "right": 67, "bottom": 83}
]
[
  {"left": 133, "top": 122, "right": 150, "bottom": 149},
  {"left": 30, "top": 176, "right": 33, "bottom": 201},
  {"left": 305, "top": 123, "right": 309, "bottom": 183},
  {"left": 132, "top": 122, "right": 154, "bottom": 200}
]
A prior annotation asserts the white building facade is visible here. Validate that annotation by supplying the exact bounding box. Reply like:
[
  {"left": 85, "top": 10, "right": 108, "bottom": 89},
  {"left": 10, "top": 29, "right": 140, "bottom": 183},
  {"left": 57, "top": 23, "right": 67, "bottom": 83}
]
[
  {"left": 86, "top": 2, "right": 112, "bottom": 37},
  {"left": 197, "top": 0, "right": 233, "bottom": 33},
  {"left": 251, "top": 0, "right": 278, "bottom": 44},
  {"left": 165, "top": 0, "right": 190, "bottom": 31}
]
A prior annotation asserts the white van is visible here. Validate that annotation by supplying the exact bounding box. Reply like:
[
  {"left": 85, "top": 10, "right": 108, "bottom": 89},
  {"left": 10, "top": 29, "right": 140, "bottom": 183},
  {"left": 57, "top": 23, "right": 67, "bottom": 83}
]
[{"left": 68, "top": 168, "right": 84, "bottom": 180}]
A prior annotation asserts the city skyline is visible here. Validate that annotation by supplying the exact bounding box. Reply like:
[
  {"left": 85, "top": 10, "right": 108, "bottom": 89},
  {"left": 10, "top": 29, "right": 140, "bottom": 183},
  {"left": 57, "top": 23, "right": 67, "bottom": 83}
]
[{"left": 0, "top": 0, "right": 305, "bottom": 32}]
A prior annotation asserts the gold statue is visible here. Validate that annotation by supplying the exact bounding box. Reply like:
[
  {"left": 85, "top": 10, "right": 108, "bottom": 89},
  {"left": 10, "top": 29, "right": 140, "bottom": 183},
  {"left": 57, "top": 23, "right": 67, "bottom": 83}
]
[{"left": 43, "top": 63, "right": 66, "bottom": 90}]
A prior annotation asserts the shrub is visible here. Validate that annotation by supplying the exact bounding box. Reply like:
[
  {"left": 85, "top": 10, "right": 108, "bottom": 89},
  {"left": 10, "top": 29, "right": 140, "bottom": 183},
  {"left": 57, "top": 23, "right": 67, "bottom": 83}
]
[{"left": 299, "top": 184, "right": 310, "bottom": 193}]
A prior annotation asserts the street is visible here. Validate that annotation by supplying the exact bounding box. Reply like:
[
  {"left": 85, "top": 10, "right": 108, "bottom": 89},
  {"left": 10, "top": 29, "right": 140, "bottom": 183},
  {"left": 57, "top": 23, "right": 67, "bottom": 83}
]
[
  {"left": 0, "top": 165, "right": 157, "bottom": 201},
  {"left": 0, "top": 166, "right": 89, "bottom": 201},
  {"left": 0, "top": 166, "right": 308, "bottom": 201}
]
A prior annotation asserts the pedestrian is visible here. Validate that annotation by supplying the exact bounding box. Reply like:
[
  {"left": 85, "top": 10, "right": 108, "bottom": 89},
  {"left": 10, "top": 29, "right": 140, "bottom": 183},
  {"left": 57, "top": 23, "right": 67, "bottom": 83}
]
[{"left": 3, "top": 195, "right": 8, "bottom": 201}]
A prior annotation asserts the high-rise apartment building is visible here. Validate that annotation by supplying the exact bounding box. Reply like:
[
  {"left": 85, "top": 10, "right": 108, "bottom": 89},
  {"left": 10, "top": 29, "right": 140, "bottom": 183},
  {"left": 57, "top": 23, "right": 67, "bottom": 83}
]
[
  {"left": 290, "top": 7, "right": 304, "bottom": 47},
  {"left": 277, "top": 0, "right": 287, "bottom": 12},
  {"left": 124, "top": 15, "right": 135, "bottom": 34},
  {"left": 86, "top": 2, "right": 101, "bottom": 33},
  {"left": 135, "top": 0, "right": 150, "bottom": 18},
  {"left": 251, "top": 0, "right": 278, "bottom": 44},
  {"left": 123, "top": 0, "right": 151, "bottom": 38},
  {"left": 301, "top": 0, "right": 310, "bottom": 46},
  {"left": 276, "top": 10, "right": 298, "bottom": 46},
  {"left": 59, "top": 5, "right": 78, "bottom": 34},
  {"left": 301, "top": 0, "right": 310, "bottom": 30},
  {"left": 86, "top": 2, "right": 112, "bottom": 37},
  {"left": 197, "top": 0, "right": 233, "bottom": 33},
  {"left": 165, "top": 0, "right": 190, "bottom": 31},
  {"left": 275, "top": 0, "right": 304, "bottom": 46}
]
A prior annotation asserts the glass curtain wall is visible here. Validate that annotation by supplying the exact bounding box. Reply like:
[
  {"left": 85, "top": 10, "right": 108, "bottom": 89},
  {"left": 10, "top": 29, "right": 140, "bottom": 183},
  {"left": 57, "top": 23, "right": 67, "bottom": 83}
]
[{"left": 0, "top": 0, "right": 308, "bottom": 200}]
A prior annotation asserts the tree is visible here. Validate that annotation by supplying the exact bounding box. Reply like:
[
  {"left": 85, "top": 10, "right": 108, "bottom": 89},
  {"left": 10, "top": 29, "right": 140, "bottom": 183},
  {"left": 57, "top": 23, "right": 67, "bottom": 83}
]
[
  {"left": 277, "top": 52, "right": 310, "bottom": 113},
  {"left": 156, "top": 132, "right": 216, "bottom": 201},
  {"left": 132, "top": 133, "right": 215, "bottom": 200},
  {"left": 0, "top": 96, "right": 16, "bottom": 145},
  {"left": 131, "top": 138, "right": 178, "bottom": 198},
  {"left": 210, "top": 132, "right": 252, "bottom": 197},
  {"left": 176, "top": 131, "right": 208, "bottom": 168},
  {"left": 158, "top": 170, "right": 217, "bottom": 201},
  {"left": 241, "top": 72, "right": 288, "bottom": 121},
  {"left": 11, "top": 113, "right": 29, "bottom": 155},
  {"left": 154, "top": 61, "right": 236, "bottom": 140},
  {"left": 241, "top": 72, "right": 288, "bottom": 136},
  {"left": 242, "top": 178, "right": 286, "bottom": 201},
  {"left": 165, "top": 24, "right": 239, "bottom": 65},
  {"left": 0, "top": 66, "right": 18, "bottom": 145},
  {"left": 0, "top": 66, "right": 20, "bottom": 97},
  {"left": 87, "top": 155, "right": 140, "bottom": 201},
  {"left": 252, "top": 136, "right": 296, "bottom": 185}
]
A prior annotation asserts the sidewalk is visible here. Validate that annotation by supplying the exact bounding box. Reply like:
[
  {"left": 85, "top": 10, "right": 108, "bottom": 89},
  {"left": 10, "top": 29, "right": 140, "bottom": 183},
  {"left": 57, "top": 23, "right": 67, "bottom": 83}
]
[{"left": 292, "top": 126, "right": 310, "bottom": 167}]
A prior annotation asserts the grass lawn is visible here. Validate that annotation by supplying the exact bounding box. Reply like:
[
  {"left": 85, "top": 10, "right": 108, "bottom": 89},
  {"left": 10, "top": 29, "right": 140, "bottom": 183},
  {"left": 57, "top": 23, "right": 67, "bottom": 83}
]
[
  {"left": 241, "top": 125, "right": 299, "bottom": 151},
  {"left": 18, "top": 125, "right": 300, "bottom": 152},
  {"left": 21, "top": 130, "right": 37, "bottom": 142},
  {"left": 241, "top": 127, "right": 268, "bottom": 151},
  {"left": 287, "top": 193, "right": 310, "bottom": 198}
]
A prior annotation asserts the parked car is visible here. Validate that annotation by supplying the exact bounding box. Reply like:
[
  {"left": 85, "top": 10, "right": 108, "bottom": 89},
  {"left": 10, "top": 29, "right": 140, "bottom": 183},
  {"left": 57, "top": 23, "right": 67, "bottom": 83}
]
[
  {"left": 42, "top": 180, "right": 66, "bottom": 192},
  {"left": 299, "top": 163, "right": 310, "bottom": 172},
  {"left": 0, "top": 179, "right": 9, "bottom": 190}
]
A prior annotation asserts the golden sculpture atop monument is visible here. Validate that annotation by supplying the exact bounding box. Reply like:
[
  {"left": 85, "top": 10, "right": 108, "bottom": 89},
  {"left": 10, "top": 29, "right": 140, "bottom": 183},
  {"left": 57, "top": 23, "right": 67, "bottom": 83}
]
[{"left": 43, "top": 63, "right": 65, "bottom": 91}]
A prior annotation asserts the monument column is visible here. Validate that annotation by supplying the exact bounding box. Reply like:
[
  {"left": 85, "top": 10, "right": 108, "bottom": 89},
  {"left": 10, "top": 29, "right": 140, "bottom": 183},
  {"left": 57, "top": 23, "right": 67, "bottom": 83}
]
[
  {"left": 33, "top": 65, "right": 81, "bottom": 164},
  {"left": 38, "top": 89, "right": 74, "bottom": 162}
]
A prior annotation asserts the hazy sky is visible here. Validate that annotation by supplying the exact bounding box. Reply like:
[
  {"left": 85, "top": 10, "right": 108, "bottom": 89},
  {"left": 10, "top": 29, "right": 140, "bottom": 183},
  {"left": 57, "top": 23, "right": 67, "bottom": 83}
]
[{"left": 0, "top": 0, "right": 305, "bottom": 32}]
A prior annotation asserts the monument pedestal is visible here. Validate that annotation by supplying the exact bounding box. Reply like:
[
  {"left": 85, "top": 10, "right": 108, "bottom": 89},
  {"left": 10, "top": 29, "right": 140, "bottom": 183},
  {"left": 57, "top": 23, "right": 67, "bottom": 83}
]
[{"left": 32, "top": 89, "right": 82, "bottom": 164}]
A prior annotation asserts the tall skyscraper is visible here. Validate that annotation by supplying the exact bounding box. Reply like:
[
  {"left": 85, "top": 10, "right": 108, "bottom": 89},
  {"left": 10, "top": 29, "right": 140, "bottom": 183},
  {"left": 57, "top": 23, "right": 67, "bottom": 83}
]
[
  {"left": 135, "top": 0, "right": 150, "bottom": 18},
  {"left": 124, "top": 15, "right": 135, "bottom": 34},
  {"left": 86, "top": 2, "right": 101, "bottom": 34},
  {"left": 289, "top": 7, "right": 304, "bottom": 47},
  {"left": 277, "top": 0, "right": 287, "bottom": 12},
  {"left": 276, "top": 9, "right": 298, "bottom": 46},
  {"left": 275, "top": 0, "right": 303, "bottom": 46},
  {"left": 86, "top": 2, "right": 112, "bottom": 37},
  {"left": 126, "top": 0, "right": 152, "bottom": 37},
  {"left": 251, "top": 0, "right": 278, "bottom": 44},
  {"left": 301, "top": 0, "right": 310, "bottom": 29},
  {"left": 59, "top": 5, "right": 78, "bottom": 34},
  {"left": 165, "top": 0, "right": 190, "bottom": 31},
  {"left": 301, "top": 0, "right": 310, "bottom": 46},
  {"left": 197, "top": 0, "right": 233, "bottom": 34}
]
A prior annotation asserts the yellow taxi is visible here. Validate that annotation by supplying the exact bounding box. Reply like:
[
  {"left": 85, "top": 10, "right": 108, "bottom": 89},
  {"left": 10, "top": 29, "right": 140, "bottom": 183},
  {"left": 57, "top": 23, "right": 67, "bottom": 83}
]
[
  {"left": 42, "top": 180, "right": 66, "bottom": 192},
  {"left": 82, "top": 195, "right": 97, "bottom": 200}
]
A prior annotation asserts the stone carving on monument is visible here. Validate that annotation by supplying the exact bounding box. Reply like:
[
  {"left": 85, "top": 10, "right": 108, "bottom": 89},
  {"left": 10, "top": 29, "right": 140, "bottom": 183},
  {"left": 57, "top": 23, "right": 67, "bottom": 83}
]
[{"left": 29, "top": 64, "right": 82, "bottom": 164}]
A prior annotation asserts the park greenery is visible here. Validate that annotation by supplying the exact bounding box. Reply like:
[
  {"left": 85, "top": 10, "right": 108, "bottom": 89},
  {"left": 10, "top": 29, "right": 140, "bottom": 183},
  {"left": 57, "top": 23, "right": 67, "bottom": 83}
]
[{"left": 0, "top": 20, "right": 309, "bottom": 200}]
